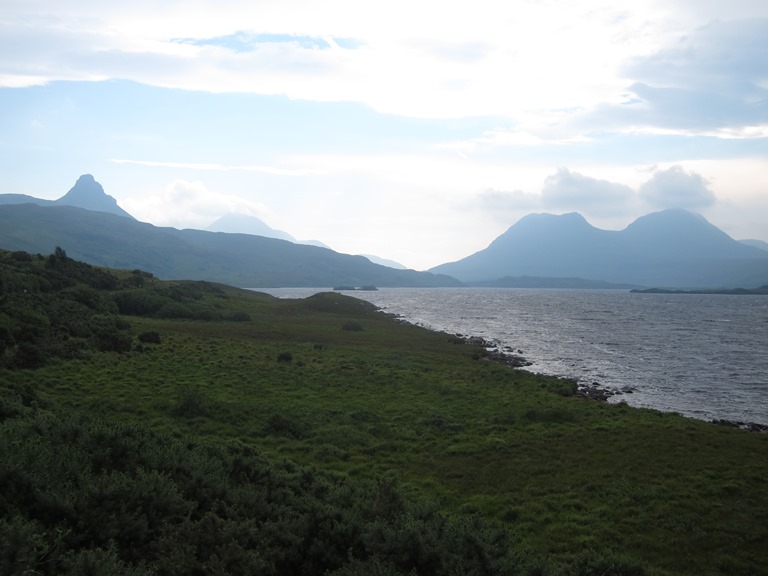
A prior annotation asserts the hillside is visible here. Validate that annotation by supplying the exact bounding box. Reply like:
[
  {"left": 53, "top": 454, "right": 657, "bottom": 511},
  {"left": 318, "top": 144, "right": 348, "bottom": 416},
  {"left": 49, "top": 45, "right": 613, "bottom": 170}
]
[
  {"left": 0, "top": 203, "right": 459, "bottom": 287},
  {"left": 430, "top": 209, "right": 768, "bottom": 288},
  {"left": 1, "top": 248, "right": 767, "bottom": 575}
]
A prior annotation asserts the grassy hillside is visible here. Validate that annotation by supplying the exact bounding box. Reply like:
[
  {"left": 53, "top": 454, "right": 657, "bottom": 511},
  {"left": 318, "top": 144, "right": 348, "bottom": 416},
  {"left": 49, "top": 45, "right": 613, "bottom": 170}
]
[
  {"left": 1, "top": 248, "right": 767, "bottom": 575},
  {"left": 0, "top": 204, "right": 461, "bottom": 287}
]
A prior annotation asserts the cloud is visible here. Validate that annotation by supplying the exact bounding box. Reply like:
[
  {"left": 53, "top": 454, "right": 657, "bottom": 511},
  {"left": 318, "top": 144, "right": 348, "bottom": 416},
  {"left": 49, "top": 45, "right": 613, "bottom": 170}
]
[
  {"left": 575, "top": 19, "right": 768, "bottom": 136},
  {"left": 174, "top": 32, "right": 334, "bottom": 52},
  {"left": 475, "top": 188, "right": 542, "bottom": 221},
  {"left": 541, "top": 168, "right": 635, "bottom": 216},
  {"left": 638, "top": 166, "right": 716, "bottom": 210},
  {"left": 625, "top": 19, "right": 768, "bottom": 94},
  {"left": 0, "top": 1, "right": 666, "bottom": 119},
  {"left": 120, "top": 179, "right": 270, "bottom": 229},
  {"left": 110, "top": 158, "right": 322, "bottom": 176}
]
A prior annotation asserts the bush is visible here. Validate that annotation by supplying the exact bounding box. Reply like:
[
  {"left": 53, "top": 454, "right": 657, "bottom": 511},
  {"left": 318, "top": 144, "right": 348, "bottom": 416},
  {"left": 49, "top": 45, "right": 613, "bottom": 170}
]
[
  {"left": 138, "top": 331, "right": 161, "bottom": 344},
  {"left": 277, "top": 352, "right": 293, "bottom": 363},
  {"left": 112, "top": 289, "right": 167, "bottom": 316},
  {"left": 342, "top": 321, "right": 364, "bottom": 332}
]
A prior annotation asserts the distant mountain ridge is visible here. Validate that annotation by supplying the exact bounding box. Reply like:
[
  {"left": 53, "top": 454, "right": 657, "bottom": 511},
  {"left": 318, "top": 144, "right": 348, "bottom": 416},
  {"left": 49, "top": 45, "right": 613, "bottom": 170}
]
[
  {"left": 207, "top": 213, "right": 296, "bottom": 242},
  {"left": 206, "top": 213, "right": 333, "bottom": 250},
  {"left": 0, "top": 174, "right": 135, "bottom": 219},
  {"left": 0, "top": 175, "right": 435, "bottom": 286},
  {"left": 430, "top": 209, "right": 768, "bottom": 288},
  {"left": 4, "top": 176, "right": 768, "bottom": 288},
  {"left": 0, "top": 203, "right": 459, "bottom": 288}
]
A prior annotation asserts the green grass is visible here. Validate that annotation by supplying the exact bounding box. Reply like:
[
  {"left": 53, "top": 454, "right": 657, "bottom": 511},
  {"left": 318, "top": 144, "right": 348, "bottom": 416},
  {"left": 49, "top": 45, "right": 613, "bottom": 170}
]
[{"left": 2, "top": 255, "right": 768, "bottom": 575}]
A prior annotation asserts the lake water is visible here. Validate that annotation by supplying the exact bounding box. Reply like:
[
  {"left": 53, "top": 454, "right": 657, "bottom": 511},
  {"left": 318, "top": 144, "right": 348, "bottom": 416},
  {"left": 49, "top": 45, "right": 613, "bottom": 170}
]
[{"left": 260, "top": 287, "right": 768, "bottom": 425}]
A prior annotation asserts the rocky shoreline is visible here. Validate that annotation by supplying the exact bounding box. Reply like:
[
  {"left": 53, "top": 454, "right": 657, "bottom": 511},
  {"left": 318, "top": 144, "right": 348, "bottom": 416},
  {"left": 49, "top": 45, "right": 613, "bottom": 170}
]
[
  {"left": 461, "top": 335, "right": 533, "bottom": 368},
  {"left": 458, "top": 333, "right": 768, "bottom": 433}
]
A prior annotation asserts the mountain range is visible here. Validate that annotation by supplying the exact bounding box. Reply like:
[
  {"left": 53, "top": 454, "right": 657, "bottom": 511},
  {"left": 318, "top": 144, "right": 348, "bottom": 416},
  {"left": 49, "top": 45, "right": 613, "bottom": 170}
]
[
  {"left": 0, "top": 176, "right": 457, "bottom": 288},
  {"left": 1, "top": 175, "right": 767, "bottom": 289},
  {"left": 430, "top": 210, "right": 768, "bottom": 288}
]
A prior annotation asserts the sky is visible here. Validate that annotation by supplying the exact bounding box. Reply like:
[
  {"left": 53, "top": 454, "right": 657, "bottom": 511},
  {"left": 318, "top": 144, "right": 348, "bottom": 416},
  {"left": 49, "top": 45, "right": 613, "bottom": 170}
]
[{"left": 1, "top": 0, "right": 767, "bottom": 270}]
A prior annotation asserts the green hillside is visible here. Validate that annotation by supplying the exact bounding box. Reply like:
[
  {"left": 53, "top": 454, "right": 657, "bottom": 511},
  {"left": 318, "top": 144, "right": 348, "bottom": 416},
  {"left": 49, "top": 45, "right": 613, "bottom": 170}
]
[
  {"left": 0, "top": 204, "right": 460, "bottom": 287},
  {"left": 1, "top": 248, "right": 767, "bottom": 575}
]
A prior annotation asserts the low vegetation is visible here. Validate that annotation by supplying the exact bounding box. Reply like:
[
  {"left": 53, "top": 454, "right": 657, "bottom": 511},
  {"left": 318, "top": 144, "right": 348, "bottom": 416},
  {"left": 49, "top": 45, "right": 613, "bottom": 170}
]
[{"left": 1, "top": 248, "right": 767, "bottom": 575}]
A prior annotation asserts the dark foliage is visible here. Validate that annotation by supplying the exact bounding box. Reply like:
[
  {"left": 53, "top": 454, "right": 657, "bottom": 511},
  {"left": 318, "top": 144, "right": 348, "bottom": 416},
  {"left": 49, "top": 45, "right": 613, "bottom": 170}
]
[
  {"left": 0, "top": 249, "right": 131, "bottom": 368},
  {"left": 137, "top": 331, "right": 161, "bottom": 344},
  {"left": 0, "top": 249, "right": 254, "bottom": 368},
  {"left": 0, "top": 393, "right": 523, "bottom": 576}
]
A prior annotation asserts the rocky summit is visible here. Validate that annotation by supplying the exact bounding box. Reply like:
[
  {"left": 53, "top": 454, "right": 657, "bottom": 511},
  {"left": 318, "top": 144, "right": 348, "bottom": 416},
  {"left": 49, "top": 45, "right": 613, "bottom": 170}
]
[{"left": 55, "top": 174, "right": 135, "bottom": 219}]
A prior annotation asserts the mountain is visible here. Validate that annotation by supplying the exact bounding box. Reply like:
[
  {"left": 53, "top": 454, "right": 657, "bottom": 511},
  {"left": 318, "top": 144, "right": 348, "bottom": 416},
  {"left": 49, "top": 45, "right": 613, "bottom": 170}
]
[
  {"left": 0, "top": 203, "right": 460, "bottom": 288},
  {"left": 359, "top": 254, "right": 408, "bottom": 270},
  {"left": 207, "top": 213, "right": 296, "bottom": 242},
  {"left": 207, "top": 213, "right": 333, "bottom": 249},
  {"left": 0, "top": 174, "right": 134, "bottom": 219},
  {"left": 430, "top": 209, "right": 768, "bottom": 288},
  {"left": 55, "top": 174, "right": 135, "bottom": 218},
  {"left": 740, "top": 239, "right": 768, "bottom": 252}
]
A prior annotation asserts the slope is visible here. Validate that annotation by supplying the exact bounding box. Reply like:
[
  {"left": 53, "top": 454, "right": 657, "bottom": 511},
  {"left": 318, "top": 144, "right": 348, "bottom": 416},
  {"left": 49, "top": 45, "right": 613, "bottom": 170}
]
[{"left": 0, "top": 203, "right": 459, "bottom": 287}]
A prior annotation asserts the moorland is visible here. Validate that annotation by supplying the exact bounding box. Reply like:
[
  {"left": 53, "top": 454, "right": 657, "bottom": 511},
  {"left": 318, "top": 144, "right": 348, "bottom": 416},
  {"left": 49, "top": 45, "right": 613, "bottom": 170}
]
[{"left": 1, "top": 248, "right": 767, "bottom": 575}]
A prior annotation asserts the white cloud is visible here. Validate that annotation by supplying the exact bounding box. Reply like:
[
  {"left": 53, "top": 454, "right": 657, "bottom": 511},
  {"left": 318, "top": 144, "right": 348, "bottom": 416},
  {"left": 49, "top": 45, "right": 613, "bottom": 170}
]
[
  {"left": 541, "top": 168, "right": 636, "bottom": 216},
  {"left": 3, "top": 0, "right": 767, "bottom": 141},
  {"left": 120, "top": 179, "right": 270, "bottom": 229},
  {"left": 0, "top": 1, "right": 659, "bottom": 119},
  {"left": 638, "top": 166, "right": 716, "bottom": 210}
]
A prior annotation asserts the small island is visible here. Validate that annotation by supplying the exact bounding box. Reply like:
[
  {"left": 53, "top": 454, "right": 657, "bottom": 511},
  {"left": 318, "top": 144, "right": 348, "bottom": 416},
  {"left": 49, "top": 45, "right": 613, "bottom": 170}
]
[{"left": 333, "top": 285, "right": 378, "bottom": 291}]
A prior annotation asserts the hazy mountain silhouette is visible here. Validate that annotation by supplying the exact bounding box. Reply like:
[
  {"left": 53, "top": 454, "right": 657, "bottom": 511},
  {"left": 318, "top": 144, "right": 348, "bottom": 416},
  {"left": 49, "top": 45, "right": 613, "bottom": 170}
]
[
  {"left": 359, "top": 254, "right": 408, "bottom": 270},
  {"left": 55, "top": 174, "right": 135, "bottom": 218},
  {"left": 207, "top": 213, "right": 332, "bottom": 249},
  {"left": 430, "top": 209, "right": 768, "bottom": 288},
  {"left": 0, "top": 203, "right": 459, "bottom": 288},
  {"left": 207, "top": 213, "right": 296, "bottom": 242}
]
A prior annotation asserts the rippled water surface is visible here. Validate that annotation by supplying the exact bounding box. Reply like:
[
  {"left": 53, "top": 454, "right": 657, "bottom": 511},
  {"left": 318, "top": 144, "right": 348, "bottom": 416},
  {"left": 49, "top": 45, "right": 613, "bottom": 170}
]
[{"left": 262, "top": 287, "right": 768, "bottom": 425}]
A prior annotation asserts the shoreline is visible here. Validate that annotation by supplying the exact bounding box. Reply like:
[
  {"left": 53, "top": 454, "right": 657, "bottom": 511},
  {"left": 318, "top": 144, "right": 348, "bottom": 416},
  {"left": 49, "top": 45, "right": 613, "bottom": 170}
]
[
  {"left": 456, "top": 331, "right": 768, "bottom": 432},
  {"left": 356, "top": 294, "right": 768, "bottom": 433}
]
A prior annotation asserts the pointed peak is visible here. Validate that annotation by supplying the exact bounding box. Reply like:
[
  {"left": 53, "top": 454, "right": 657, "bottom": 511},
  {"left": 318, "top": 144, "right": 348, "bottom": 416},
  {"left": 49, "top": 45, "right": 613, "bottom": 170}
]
[
  {"left": 76, "top": 174, "right": 97, "bottom": 184},
  {"left": 55, "top": 175, "right": 135, "bottom": 219},
  {"left": 60, "top": 174, "right": 106, "bottom": 201}
]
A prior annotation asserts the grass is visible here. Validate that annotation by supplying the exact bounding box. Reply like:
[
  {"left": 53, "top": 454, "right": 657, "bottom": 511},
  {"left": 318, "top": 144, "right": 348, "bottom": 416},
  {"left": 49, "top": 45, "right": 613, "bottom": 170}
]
[{"left": 3, "top": 282, "right": 768, "bottom": 575}]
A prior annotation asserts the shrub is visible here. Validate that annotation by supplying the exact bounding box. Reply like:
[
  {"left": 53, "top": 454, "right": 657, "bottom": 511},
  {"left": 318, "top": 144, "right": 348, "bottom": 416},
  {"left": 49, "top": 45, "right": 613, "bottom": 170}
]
[
  {"left": 9, "top": 251, "right": 32, "bottom": 262},
  {"left": 342, "top": 321, "right": 364, "bottom": 332},
  {"left": 277, "top": 352, "right": 293, "bottom": 363},
  {"left": 112, "top": 289, "right": 167, "bottom": 316},
  {"left": 138, "top": 331, "right": 161, "bottom": 344}
]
